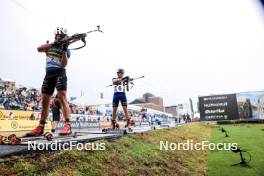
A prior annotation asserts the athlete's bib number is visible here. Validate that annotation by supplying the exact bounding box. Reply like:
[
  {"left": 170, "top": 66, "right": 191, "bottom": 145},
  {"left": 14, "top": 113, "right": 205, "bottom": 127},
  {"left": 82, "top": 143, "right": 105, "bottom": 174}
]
[
  {"left": 114, "top": 85, "right": 125, "bottom": 93},
  {"left": 46, "top": 56, "right": 61, "bottom": 66}
]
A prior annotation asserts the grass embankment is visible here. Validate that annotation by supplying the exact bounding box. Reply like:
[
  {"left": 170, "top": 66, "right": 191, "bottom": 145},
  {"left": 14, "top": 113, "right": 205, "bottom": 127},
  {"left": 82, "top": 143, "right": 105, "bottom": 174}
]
[
  {"left": 0, "top": 123, "right": 211, "bottom": 176},
  {"left": 207, "top": 123, "right": 264, "bottom": 176}
]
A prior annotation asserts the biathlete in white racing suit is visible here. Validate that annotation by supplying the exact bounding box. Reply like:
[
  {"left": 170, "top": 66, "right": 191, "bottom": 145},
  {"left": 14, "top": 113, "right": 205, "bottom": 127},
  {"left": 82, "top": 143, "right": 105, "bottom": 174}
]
[{"left": 111, "top": 68, "right": 132, "bottom": 131}]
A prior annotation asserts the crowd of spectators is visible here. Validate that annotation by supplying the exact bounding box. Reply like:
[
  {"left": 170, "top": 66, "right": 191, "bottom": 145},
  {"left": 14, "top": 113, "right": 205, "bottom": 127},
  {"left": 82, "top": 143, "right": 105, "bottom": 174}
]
[
  {"left": 0, "top": 86, "right": 41, "bottom": 111},
  {"left": 0, "top": 85, "right": 103, "bottom": 116},
  {"left": 0, "top": 85, "right": 168, "bottom": 124},
  {"left": 69, "top": 104, "right": 104, "bottom": 115}
]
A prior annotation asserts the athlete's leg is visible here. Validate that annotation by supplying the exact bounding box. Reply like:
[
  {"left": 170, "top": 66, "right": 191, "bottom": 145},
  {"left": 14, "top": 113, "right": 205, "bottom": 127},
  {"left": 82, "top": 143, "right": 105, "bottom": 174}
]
[
  {"left": 56, "top": 71, "right": 71, "bottom": 135},
  {"left": 57, "top": 90, "right": 71, "bottom": 135},
  {"left": 51, "top": 113, "right": 60, "bottom": 133},
  {"left": 26, "top": 94, "right": 51, "bottom": 136},
  {"left": 40, "top": 93, "right": 51, "bottom": 123},
  {"left": 122, "top": 106, "right": 129, "bottom": 120},
  {"left": 112, "top": 107, "right": 118, "bottom": 122},
  {"left": 112, "top": 107, "right": 118, "bottom": 129},
  {"left": 112, "top": 93, "right": 119, "bottom": 129},
  {"left": 120, "top": 94, "right": 131, "bottom": 129},
  {"left": 122, "top": 106, "right": 131, "bottom": 128},
  {"left": 26, "top": 75, "right": 55, "bottom": 136},
  {"left": 57, "top": 90, "right": 70, "bottom": 122}
]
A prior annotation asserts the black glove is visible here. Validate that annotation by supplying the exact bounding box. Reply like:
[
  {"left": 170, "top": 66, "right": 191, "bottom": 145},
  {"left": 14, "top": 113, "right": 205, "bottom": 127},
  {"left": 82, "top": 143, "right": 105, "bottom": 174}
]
[
  {"left": 61, "top": 42, "right": 69, "bottom": 52},
  {"left": 122, "top": 76, "right": 130, "bottom": 82},
  {"left": 52, "top": 40, "right": 62, "bottom": 47},
  {"left": 52, "top": 35, "right": 70, "bottom": 51}
]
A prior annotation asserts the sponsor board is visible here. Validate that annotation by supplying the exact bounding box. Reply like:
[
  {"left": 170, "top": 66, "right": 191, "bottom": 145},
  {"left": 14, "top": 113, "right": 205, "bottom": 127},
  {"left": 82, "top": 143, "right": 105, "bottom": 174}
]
[
  {"left": 0, "top": 120, "right": 52, "bottom": 135},
  {"left": 199, "top": 94, "right": 238, "bottom": 121},
  {"left": 0, "top": 109, "right": 34, "bottom": 119},
  {"left": 55, "top": 121, "right": 100, "bottom": 130},
  {"left": 199, "top": 91, "right": 264, "bottom": 121}
]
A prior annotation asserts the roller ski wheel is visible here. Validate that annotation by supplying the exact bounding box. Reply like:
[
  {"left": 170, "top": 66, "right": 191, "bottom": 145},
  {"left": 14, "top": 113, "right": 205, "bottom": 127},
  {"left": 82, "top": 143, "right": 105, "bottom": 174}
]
[
  {"left": 44, "top": 132, "right": 53, "bottom": 141},
  {"left": 0, "top": 135, "right": 4, "bottom": 144},
  {"left": 105, "top": 123, "right": 120, "bottom": 131},
  {"left": 102, "top": 121, "right": 120, "bottom": 133},
  {"left": 0, "top": 135, "right": 8, "bottom": 144},
  {"left": 102, "top": 128, "right": 108, "bottom": 133},
  {"left": 124, "top": 128, "right": 133, "bottom": 135},
  {"left": 72, "top": 132, "right": 78, "bottom": 138},
  {"left": 8, "top": 134, "right": 22, "bottom": 145}
]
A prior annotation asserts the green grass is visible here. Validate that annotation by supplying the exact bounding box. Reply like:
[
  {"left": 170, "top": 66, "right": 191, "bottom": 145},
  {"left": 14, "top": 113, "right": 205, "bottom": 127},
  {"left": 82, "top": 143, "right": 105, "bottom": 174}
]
[
  {"left": 207, "top": 123, "right": 264, "bottom": 176},
  {"left": 1, "top": 123, "right": 263, "bottom": 176},
  {"left": 0, "top": 123, "right": 210, "bottom": 176}
]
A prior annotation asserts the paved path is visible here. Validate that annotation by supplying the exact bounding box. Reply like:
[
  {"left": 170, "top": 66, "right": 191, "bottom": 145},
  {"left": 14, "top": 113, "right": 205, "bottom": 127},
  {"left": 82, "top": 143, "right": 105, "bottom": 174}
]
[{"left": 0, "top": 123, "right": 179, "bottom": 158}]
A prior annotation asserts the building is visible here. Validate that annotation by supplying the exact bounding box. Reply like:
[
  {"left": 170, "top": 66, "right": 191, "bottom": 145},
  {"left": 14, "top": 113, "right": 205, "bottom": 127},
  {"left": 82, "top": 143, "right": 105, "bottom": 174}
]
[
  {"left": 165, "top": 106, "right": 177, "bottom": 117},
  {"left": 129, "top": 93, "right": 164, "bottom": 111}
]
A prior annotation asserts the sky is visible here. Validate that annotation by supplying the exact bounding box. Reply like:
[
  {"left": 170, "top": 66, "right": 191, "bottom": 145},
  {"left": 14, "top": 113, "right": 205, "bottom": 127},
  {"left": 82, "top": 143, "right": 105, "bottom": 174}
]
[{"left": 1, "top": 0, "right": 264, "bottom": 110}]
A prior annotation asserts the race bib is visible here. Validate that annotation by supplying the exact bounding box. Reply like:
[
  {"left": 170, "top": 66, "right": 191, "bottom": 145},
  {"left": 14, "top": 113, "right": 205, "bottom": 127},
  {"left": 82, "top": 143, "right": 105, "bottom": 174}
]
[
  {"left": 46, "top": 56, "right": 61, "bottom": 68},
  {"left": 114, "top": 85, "right": 125, "bottom": 93}
]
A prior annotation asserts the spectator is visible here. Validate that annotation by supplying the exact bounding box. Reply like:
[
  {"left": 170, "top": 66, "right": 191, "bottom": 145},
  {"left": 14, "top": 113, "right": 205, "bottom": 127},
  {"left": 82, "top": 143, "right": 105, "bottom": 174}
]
[{"left": 51, "top": 95, "right": 62, "bottom": 133}]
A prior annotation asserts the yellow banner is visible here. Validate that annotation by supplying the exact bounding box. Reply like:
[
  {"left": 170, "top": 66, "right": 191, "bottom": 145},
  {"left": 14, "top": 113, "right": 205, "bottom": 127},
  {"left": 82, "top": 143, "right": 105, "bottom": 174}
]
[
  {"left": 0, "top": 120, "right": 51, "bottom": 136},
  {"left": 0, "top": 109, "right": 34, "bottom": 120}
]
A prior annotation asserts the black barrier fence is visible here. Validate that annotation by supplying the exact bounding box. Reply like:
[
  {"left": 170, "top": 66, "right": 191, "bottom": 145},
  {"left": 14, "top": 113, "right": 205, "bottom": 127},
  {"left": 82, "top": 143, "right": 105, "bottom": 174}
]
[{"left": 217, "top": 119, "right": 264, "bottom": 124}]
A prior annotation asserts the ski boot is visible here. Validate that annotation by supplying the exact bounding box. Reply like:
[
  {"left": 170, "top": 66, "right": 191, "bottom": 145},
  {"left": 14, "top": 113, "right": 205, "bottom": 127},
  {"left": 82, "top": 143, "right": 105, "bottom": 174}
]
[
  {"left": 125, "top": 118, "right": 133, "bottom": 134},
  {"left": 26, "top": 124, "right": 44, "bottom": 137},
  {"left": 59, "top": 123, "right": 72, "bottom": 136},
  {"left": 102, "top": 119, "right": 119, "bottom": 132}
]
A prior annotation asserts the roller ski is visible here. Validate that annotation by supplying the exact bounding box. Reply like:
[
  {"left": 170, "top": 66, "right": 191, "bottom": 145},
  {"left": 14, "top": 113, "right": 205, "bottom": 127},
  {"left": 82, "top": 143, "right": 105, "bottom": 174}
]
[
  {"left": 101, "top": 119, "right": 133, "bottom": 135},
  {"left": 101, "top": 120, "right": 124, "bottom": 134},
  {"left": 0, "top": 132, "right": 53, "bottom": 145},
  {"left": 124, "top": 119, "right": 133, "bottom": 134}
]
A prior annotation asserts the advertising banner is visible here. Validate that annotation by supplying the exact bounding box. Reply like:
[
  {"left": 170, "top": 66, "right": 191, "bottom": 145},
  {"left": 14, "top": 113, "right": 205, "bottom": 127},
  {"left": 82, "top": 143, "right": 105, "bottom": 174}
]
[
  {"left": 0, "top": 120, "right": 52, "bottom": 135},
  {"left": 236, "top": 91, "right": 264, "bottom": 119},
  {"left": 199, "top": 94, "right": 239, "bottom": 121},
  {"left": 199, "top": 91, "right": 264, "bottom": 121},
  {"left": 0, "top": 109, "right": 34, "bottom": 120},
  {"left": 56, "top": 121, "right": 100, "bottom": 130}
]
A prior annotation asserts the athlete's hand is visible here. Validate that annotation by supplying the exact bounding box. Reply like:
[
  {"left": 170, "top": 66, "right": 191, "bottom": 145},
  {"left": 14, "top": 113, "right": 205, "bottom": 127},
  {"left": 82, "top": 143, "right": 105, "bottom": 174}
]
[
  {"left": 72, "top": 33, "right": 79, "bottom": 37},
  {"left": 122, "top": 76, "right": 130, "bottom": 82},
  {"left": 61, "top": 42, "right": 69, "bottom": 52},
  {"left": 37, "top": 43, "right": 52, "bottom": 52},
  {"left": 52, "top": 40, "right": 63, "bottom": 47}
]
